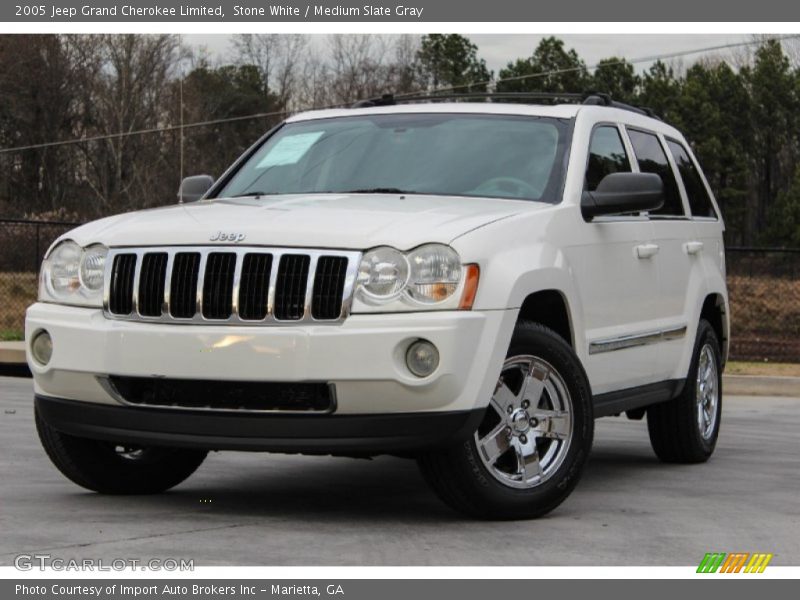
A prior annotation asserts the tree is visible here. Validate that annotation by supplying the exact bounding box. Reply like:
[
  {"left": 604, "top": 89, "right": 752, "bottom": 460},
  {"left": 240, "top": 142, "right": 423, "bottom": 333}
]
[
  {"left": 590, "top": 57, "right": 640, "bottom": 103},
  {"left": 745, "top": 40, "right": 799, "bottom": 242},
  {"left": 416, "top": 34, "right": 491, "bottom": 92},
  {"left": 0, "top": 35, "right": 82, "bottom": 216},
  {"left": 69, "top": 34, "right": 181, "bottom": 214},
  {"left": 179, "top": 61, "right": 283, "bottom": 178},
  {"left": 325, "top": 35, "right": 394, "bottom": 103},
  {"left": 232, "top": 34, "right": 306, "bottom": 109},
  {"left": 764, "top": 165, "right": 800, "bottom": 246},
  {"left": 638, "top": 60, "right": 682, "bottom": 122},
  {"left": 675, "top": 60, "right": 751, "bottom": 244},
  {"left": 497, "top": 37, "right": 589, "bottom": 94}
]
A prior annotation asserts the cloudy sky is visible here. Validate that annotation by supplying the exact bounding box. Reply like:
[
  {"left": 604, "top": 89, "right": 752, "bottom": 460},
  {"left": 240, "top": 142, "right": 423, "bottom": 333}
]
[{"left": 183, "top": 33, "right": 755, "bottom": 73}]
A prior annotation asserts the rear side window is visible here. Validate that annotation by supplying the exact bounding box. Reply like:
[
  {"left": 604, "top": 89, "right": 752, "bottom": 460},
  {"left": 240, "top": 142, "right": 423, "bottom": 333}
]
[
  {"left": 585, "top": 126, "right": 631, "bottom": 191},
  {"left": 666, "top": 140, "right": 717, "bottom": 218},
  {"left": 627, "top": 129, "right": 684, "bottom": 217}
]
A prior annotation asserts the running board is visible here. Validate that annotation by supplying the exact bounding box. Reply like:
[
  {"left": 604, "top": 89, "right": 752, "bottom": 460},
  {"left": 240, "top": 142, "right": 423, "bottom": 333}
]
[{"left": 593, "top": 379, "right": 684, "bottom": 418}]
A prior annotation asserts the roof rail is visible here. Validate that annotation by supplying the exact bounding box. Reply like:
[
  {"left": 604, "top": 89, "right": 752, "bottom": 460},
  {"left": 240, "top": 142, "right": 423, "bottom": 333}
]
[
  {"left": 350, "top": 91, "right": 661, "bottom": 120},
  {"left": 581, "top": 92, "right": 661, "bottom": 119}
]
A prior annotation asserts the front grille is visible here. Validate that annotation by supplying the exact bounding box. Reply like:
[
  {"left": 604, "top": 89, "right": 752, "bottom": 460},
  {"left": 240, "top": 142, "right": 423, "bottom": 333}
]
[
  {"left": 313, "top": 256, "right": 349, "bottom": 320},
  {"left": 138, "top": 253, "right": 168, "bottom": 317},
  {"left": 109, "top": 254, "right": 137, "bottom": 315},
  {"left": 106, "top": 376, "right": 335, "bottom": 412},
  {"left": 238, "top": 253, "right": 273, "bottom": 320},
  {"left": 202, "top": 252, "right": 236, "bottom": 319},
  {"left": 104, "top": 246, "right": 359, "bottom": 325},
  {"left": 274, "top": 254, "right": 310, "bottom": 320},
  {"left": 170, "top": 252, "right": 200, "bottom": 318}
]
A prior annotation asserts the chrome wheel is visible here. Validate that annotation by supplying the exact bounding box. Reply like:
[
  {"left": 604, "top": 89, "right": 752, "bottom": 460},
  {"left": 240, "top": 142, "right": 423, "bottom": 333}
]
[
  {"left": 475, "top": 355, "right": 573, "bottom": 489},
  {"left": 696, "top": 344, "right": 719, "bottom": 440}
]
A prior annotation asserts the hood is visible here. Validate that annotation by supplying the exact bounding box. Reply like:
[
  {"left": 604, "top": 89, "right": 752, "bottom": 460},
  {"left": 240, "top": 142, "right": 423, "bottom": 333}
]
[{"left": 61, "top": 193, "right": 544, "bottom": 251}]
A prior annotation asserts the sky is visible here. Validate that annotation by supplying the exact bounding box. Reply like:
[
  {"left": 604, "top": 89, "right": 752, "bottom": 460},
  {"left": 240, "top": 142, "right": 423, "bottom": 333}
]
[{"left": 183, "top": 33, "right": 755, "bottom": 73}]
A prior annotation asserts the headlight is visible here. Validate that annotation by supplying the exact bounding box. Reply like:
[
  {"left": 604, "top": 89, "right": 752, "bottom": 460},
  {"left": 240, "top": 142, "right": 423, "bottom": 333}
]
[
  {"left": 407, "top": 244, "right": 461, "bottom": 304},
  {"left": 79, "top": 245, "right": 109, "bottom": 292},
  {"left": 357, "top": 247, "right": 409, "bottom": 301},
  {"left": 48, "top": 240, "right": 82, "bottom": 294},
  {"left": 39, "top": 240, "right": 108, "bottom": 307},
  {"left": 353, "top": 244, "right": 477, "bottom": 313}
]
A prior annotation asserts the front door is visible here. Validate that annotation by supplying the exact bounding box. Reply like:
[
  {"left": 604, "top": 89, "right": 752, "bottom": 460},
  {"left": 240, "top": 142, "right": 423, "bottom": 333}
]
[{"left": 565, "top": 124, "right": 662, "bottom": 395}]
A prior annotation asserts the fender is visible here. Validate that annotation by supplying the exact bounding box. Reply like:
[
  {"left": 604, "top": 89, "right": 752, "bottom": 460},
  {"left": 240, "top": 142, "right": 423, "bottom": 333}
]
[{"left": 452, "top": 208, "right": 587, "bottom": 364}]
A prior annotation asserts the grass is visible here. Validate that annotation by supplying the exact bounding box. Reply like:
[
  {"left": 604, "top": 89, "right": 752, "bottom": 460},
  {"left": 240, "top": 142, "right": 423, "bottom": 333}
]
[
  {"left": 726, "top": 361, "right": 800, "bottom": 377},
  {"left": 0, "top": 329, "right": 23, "bottom": 341}
]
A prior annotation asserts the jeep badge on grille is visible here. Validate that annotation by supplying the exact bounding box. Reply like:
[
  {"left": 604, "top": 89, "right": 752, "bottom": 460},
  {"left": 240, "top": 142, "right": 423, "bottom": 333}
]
[{"left": 210, "top": 231, "right": 246, "bottom": 242}]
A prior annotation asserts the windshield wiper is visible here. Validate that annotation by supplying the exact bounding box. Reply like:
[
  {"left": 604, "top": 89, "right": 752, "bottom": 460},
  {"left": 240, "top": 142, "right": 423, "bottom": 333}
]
[
  {"left": 233, "top": 191, "right": 270, "bottom": 198},
  {"left": 342, "top": 187, "right": 415, "bottom": 194}
]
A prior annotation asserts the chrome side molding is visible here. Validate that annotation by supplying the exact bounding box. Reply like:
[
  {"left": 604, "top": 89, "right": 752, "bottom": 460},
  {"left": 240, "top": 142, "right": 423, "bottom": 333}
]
[{"left": 588, "top": 325, "right": 688, "bottom": 355}]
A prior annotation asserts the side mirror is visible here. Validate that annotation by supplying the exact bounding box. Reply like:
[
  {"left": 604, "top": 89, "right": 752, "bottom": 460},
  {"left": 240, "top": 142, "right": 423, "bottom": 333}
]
[
  {"left": 178, "top": 175, "right": 215, "bottom": 203},
  {"left": 581, "top": 172, "right": 664, "bottom": 220}
]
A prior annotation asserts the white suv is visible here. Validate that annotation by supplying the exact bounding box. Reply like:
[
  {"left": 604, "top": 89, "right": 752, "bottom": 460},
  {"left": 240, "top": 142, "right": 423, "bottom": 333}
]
[{"left": 26, "top": 94, "right": 728, "bottom": 519}]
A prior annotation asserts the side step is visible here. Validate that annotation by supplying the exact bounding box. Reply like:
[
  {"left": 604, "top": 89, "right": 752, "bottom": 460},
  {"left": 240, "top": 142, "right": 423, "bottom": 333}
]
[{"left": 593, "top": 379, "right": 684, "bottom": 418}]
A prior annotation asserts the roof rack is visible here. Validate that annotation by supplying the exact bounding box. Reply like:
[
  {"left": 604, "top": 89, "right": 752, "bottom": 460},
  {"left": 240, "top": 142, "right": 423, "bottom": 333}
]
[{"left": 350, "top": 91, "right": 661, "bottom": 120}]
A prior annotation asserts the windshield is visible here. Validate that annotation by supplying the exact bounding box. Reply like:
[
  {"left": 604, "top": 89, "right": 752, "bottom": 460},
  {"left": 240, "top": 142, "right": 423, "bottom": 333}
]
[{"left": 215, "top": 113, "right": 570, "bottom": 202}]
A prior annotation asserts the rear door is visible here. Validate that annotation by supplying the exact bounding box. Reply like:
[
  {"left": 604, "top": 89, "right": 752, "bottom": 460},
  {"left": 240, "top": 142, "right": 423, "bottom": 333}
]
[{"left": 624, "top": 128, "right": 699, "bottom": 381}]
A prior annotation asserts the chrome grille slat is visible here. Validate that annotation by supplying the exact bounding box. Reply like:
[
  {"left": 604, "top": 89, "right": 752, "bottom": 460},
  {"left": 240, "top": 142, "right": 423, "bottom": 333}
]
[
  {"left": 131, "top": 252, "right": 144, "bottom": 315},
  {"left": 103, "top": 246, "right": 361, "bottom": 326},
  {"left": 162, "top": 252, "right": 175, "bottom": 315}
]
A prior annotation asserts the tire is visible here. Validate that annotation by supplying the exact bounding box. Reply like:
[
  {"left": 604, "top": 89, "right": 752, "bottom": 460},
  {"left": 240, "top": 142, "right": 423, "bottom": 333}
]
[
  {"left": 647, "top": 319, "right": 722, "bottom": 463},
  {"left": 35, "top": 409, "right": 207, "bottom": 494},
  {"left": 418, "top": 322, "right": 594, "bottom": 520}
]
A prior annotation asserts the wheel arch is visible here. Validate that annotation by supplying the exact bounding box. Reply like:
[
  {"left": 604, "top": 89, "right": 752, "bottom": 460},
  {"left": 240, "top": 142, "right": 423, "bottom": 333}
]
[
  {"left": 700, "top": 292, "right": 729, "bottom": 366},
  {"left": 516, "top": 289, "right": 574, "bottom": 349}
]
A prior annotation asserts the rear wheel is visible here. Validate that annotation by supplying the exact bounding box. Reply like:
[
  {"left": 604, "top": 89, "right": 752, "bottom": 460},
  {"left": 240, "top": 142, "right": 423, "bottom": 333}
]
[
  {"left": 36, "top": 409, "right": 207, "bottom": 494},
  {"left": 647, "top": 319, "right": 722, "bottom": 463},
  {"left": 418, "top": 322, "right": 593, "bottom": 519}
]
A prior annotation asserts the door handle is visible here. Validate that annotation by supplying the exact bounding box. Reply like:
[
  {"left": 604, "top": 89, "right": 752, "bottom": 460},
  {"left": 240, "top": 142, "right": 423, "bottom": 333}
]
[
  {"left": 685, "top": 241, "right": 704, "bottom": 255},
  {"left": 635, "top": 243, "right": 659, "bottom": 259}
]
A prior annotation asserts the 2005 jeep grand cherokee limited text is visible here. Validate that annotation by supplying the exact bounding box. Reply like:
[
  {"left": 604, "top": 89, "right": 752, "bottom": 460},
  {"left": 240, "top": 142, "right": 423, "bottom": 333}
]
[{"left": 27, "top": 93, "right": 728, "bottom": 519}]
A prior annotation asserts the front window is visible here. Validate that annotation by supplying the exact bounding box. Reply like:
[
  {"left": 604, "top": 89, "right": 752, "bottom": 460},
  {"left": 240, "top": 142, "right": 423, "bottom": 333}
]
[{"left": 215, "top": 113, "right": 570, "bottom": 202}]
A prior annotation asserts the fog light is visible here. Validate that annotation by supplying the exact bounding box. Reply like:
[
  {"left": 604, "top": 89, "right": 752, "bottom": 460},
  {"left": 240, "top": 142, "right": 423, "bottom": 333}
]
[
  {"left": 406, "top": 339, "right": 439, "bottom": 378},
  {"left": 31, "top": 330, "right": 52, "bottom": 366}
]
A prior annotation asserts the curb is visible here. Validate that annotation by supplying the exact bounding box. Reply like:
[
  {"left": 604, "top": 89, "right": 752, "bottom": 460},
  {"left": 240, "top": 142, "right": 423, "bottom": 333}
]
[
  {"left": 723, "top": 374, "right": 800, "bottom": 398},
  {"left": 0, "top": 342, "right": 28, "bottom": 378},
  {"left": 0, "top": 341, "right": 25, "bottom": 364}
]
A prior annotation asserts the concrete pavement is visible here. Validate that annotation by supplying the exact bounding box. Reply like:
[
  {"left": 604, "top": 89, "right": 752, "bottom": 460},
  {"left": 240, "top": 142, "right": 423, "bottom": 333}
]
[{"left": 1, "top": 376, "right": 798, "bottom": 566}]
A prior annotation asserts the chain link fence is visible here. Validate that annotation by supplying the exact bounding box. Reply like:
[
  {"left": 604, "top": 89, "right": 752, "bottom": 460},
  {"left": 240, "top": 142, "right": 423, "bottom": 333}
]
[
  {"left": 0, "top": 218, "right": 79, "bottom": 339},
  {"left": 726, "top": 247, "right": 800, "bottom": 362},
  {"left": 1, "top": 218, "right": 798, "bottom": 362}
]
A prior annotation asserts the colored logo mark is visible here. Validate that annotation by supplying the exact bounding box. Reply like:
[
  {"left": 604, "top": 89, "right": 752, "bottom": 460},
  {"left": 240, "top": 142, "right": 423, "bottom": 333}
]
[{"left": 697, "top": 552, "right": 773, "bottom": 573}]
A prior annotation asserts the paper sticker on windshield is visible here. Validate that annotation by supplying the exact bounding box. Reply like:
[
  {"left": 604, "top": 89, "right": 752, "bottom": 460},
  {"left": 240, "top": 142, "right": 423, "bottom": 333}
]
[{"left": 256, "top": 132, "right": 324, "bottom": 168}]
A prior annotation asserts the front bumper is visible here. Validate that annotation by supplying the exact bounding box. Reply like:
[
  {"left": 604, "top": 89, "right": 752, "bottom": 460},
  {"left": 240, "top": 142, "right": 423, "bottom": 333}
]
[
  {"left": 26, "top": 303, "right": 516, "bottom": 416},
  {"left": 35, "top": 395, "right": 485, "bottom": 453}
]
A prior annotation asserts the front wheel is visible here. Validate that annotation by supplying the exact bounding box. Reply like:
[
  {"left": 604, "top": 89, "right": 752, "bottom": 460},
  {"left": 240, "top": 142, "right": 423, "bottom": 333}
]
[
  {"left": 418, "top": 322, "right": 594, "bottom": 519},
  {"left": 36, "top": 409, "right": 207, "bottom": 494}
]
